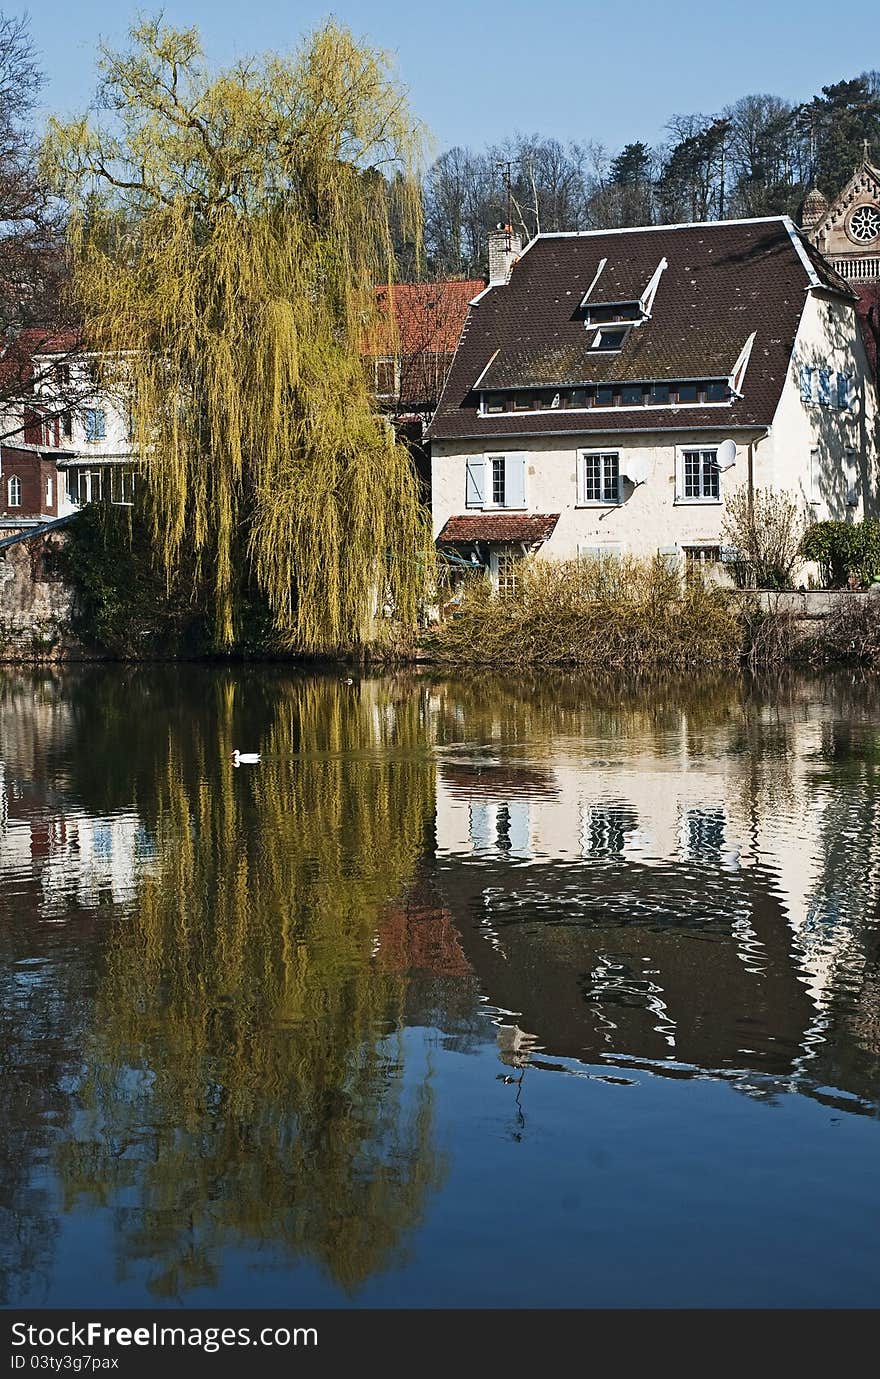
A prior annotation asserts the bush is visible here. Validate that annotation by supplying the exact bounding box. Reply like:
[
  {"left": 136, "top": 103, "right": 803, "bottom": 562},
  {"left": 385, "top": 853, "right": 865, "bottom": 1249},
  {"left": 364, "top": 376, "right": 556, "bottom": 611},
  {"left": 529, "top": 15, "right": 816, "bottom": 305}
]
[
  {"left": 810, "top": 594, "right": 880, "bottom": 663},
  {"left": 721, "top": 487, "right": 805, "bottom": 589},
  {"left": 800, "top": 519, "right": 880, "bottom": 588},
  {"left": 426, "top": 556, "right": 744, "bottom": 668}
]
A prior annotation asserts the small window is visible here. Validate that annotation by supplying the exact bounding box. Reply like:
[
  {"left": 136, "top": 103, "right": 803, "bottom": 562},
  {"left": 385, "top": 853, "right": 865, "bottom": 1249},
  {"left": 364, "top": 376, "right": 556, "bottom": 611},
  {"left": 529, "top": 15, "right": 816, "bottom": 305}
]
[
  {"left": 580, "top": 451, "right": 620, "bottom": 504},
  {"left": 570, "top": 389, "right": 588, "bottom": 408},
  {"left": 61, "top": 413, "right": 73, "bottom": 441},
  {"left": 84, "top": 408, "right": 106, "bottom": 442},
  {"left": 809, "top": 447, "right": 821, "bottom": 504},
  {"left": 679, "top": 449, "right": 720, "bottom": 501},
  {"left": 591, "top": 327, "right": 628, "bottom": 352},
  {"left": 55, "top": 363, "right": 70, "bottom": 387},
  {"left": 7, "top": 475, "right": 22, "bottom": 508},
  {"left": 837, "top": 372, "right": 853, "bottom": 411},
  {"left": 676, "top": 383, "right": 699, "bottom": 404},
  {"left": 596, "top": 385, "right": 614, "bottom": 407},
  {"left": 484, "top": 393, "right": 505, "bottom": 413},
  {"left": 46, "top": 476, "right": 53, "bottom": 508},
  {"left": 705, "top": 381, "right": 729, "bottom": 402},
  {"left": 513, "top": 393, "right": 534, "bottom": 411},
  {"left": 684, "top": 545, "right": 721, "bottom": 570},
  {"left": 374, "top": 358, "right": 397, "bottom": 396},
  {"left": 620, "top": 384, "right": 644, "bottom": 406},
  {"left": 649, "top": 383, "right": 670, "bottom": 405},
  {"left": 491, "top": 455, "right": 506, "bottom": 506},
  {"left": 584, "top": 302, "right": 641, "bottom": 325}
]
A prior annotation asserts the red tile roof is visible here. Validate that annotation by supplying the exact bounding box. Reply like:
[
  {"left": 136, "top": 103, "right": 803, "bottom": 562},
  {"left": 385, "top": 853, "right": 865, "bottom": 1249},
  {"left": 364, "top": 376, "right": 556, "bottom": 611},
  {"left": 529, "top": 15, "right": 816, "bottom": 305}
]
[
  {"left": 438, "top": 513, "right": 560, "bottom": 544},
  {"left": 428, "top": 218, "right": 842, "bottom": 440},
  {"left": 369, "top": 280, "right": 483, "bottom": 357}
]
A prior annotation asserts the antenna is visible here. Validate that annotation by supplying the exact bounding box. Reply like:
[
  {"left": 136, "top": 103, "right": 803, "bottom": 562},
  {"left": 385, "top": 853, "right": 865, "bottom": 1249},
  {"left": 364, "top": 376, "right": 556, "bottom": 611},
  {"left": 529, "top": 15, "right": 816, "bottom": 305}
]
[{"left": 496, "top": 160, "right": 513, "bottom": 248}]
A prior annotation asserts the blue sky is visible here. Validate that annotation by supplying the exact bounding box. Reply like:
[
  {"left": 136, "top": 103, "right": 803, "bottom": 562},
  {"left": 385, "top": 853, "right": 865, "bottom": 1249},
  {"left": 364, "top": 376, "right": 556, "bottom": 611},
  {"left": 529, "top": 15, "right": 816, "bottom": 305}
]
[{"left": 24, "top": 0, "right": 880, "bottom": 157}]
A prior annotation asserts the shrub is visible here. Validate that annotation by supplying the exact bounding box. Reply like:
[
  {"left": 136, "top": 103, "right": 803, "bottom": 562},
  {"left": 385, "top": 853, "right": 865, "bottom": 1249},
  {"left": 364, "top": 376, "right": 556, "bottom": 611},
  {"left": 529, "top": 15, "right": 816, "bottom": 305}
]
[
  {"left": 426, "top": 556, "right": 743, "bottom": 668},
  {"left": 810, "top": 593, "right": 880, "bottom": 663},
  {"left": 800, "top": 519, "right": 880, "bottom": 588},
  {"left": 721, "top": 486, "right": 805, "bottom": 589}
]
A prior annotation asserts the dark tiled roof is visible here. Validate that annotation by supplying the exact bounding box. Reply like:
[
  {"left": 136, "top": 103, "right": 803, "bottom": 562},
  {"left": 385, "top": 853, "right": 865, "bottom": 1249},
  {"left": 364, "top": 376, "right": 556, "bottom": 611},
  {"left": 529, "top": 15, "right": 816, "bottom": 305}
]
[
  {"left": 438, "top": 513, "right": 560, "bottom": 544},
  {"left": 429, "top": 218, "right": 838, "bottom": 440}
]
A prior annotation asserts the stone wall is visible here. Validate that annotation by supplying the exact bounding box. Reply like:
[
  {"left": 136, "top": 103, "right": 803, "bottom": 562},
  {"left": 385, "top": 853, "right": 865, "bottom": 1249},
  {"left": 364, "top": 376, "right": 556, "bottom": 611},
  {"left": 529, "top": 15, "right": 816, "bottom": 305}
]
[{"left": 0, "top": 529, "right": 88, "bottom": 661}]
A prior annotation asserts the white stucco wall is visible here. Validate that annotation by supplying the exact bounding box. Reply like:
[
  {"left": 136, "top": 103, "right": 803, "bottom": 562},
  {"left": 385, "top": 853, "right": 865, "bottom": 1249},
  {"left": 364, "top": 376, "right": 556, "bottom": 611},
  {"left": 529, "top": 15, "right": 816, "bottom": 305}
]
[{"left": 431, "top": 287, "right": 879, "bottom": 569}]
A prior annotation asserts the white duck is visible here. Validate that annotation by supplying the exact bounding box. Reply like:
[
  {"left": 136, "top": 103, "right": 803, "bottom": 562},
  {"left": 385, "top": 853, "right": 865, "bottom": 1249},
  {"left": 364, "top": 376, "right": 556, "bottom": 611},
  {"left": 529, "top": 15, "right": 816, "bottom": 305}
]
[{"left": 231, "top": 749, "right": 261, "bottom": 767}]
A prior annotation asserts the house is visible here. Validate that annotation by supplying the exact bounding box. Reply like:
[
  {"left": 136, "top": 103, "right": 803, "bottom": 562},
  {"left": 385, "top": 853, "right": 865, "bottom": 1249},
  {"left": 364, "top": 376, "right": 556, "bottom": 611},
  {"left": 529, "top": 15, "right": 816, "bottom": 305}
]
[
  {"left": 366, "top": 279, "right": 483, "bottom": 493},
  {"left": 800, "top": 144, "right": 880, "bottom": 380},
  {"left": 428, "top": 219, "right": 879, "bottom": 586},
  {"left": 0, "top": 344, "right": 137, "bottom": 525}
]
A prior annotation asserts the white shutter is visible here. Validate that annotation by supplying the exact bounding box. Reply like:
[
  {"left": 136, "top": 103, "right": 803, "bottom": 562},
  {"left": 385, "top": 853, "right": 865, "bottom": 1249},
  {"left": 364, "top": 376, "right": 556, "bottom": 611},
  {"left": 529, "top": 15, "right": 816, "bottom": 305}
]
[
  {"left": 505, "top": 453, "right": 526, "bottom": 508},
  {"left": 465, "top": 457, "right": 484, "bottom": 508}
]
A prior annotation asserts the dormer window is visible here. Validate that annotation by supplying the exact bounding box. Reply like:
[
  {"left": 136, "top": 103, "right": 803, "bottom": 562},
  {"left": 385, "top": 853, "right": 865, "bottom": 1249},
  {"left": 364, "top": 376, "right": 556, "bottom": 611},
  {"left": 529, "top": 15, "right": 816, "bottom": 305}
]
[
  {"left": 591, "top": 326, "right": 629, "bottom": 352},
  {"left": 583, "top": 302, "right": 641, "bottom": 326}
]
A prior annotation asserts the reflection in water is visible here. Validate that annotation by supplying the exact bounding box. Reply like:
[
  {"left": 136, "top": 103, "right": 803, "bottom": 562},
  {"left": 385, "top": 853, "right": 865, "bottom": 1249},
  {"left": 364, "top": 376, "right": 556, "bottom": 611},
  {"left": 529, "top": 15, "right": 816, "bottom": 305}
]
[{"left": 2, "top": 666, "right": 880, "bottom": 1305}]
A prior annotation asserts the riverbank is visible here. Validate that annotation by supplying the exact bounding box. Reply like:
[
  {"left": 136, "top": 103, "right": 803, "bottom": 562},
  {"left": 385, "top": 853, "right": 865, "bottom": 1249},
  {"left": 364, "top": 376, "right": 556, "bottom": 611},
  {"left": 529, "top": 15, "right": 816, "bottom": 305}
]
[{"left": 5, "top": 533, "right": 880, "bottom": 669}]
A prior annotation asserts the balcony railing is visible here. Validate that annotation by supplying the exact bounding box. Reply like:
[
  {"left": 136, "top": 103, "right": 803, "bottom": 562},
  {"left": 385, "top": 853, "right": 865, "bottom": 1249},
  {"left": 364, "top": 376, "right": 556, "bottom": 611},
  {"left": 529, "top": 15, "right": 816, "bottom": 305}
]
[{"left": 827, "top": 255, "right": 880, "bottom": 283}]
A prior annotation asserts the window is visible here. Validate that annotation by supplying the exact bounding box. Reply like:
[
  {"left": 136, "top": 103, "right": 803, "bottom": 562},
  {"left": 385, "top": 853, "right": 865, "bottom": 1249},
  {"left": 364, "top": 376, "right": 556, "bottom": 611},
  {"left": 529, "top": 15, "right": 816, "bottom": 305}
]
[
  {"left": 846, "top": 450, "right": 859, "bottom": 507},
  {"left": 69, "top": 468, "right": 104, "bottom": 505},
  {"left": 620, "top": 384, "right": 644, "bottom": 406},
  {"left": 46, "top": 476, "right": 53, "bottom": 508},
  {"left": 491, "top": 455, "right": 506, "bottom": 506},
  {"left": 580, "top": 451, "right": 620, "bottom": 504},
  {"left": 817, "top": 368, "right": 831, "bottom": 406},
  {"left": 110, "top": 468, "right": 135, "bottom": 506},
  {"left": 596, "top": 385, "right": 614, "bottom": 407},
  {"left": 466, "top": 455, "right": 525, "bottom": 509},
  {"left": 591, "top": 326, "right": 628, "bottom": 351},
  {"left": 584, "top": 302, "right": 641, "bottom": 325},
  {"left": 684, "top": 545, "right": 721, "bottom": 581},
  {"left": 7, "top": 475, "right": 21, "bottom": 507},
  {"left": 83, "top": 408, "right": 106, "bottom": 442},
  {"left": 513, "top": 393, "right": 534, "bottom": 411},
  {"left": 676, "top": 383, "right": 699, "bottom": 403},
  {"left": 649, "top": 383, "right": 670, "bottom": 405},
  {"left": 61, "top": 413, "right": 73, "bottom": 441},
  {"left": 55, "top": 363, "right": 70, "bottom": 386},
  {"left": 484, "top": 393, "right": 505, "bottom": 413},
  {"left": 678, "top": 449, "right": 720, "bottom": 501},
  {"left": 705, "top": 381, "right": 729, "bottom": 402},
  {"left": 374, "top": 357, "right": 398, "bottom": 396},
  {"left": 809, "top": 447, "right": 821, "bottom": 505},
  {"left": 837, "top": 372, "right": 854, "bottom": 410}
]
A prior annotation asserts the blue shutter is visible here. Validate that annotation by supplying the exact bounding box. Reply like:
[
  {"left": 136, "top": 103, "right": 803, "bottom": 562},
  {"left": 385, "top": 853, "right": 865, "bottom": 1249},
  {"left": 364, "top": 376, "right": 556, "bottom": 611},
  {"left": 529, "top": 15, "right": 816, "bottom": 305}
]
[
  {"left": 465, "top": 458, "right": 484, "bottom": 508},
  {"left": 505, "top": 454, "right": 526, "bottom": 508},
  {"left": 799, "top": 365, "right": 813, "bottom": 402},
  {"left": 818, "top": 369, "right": 831, "bottom": 406},
  {"left": 84, "top": 409, "right": 96, "bottom": 442},
  {"left": 95, "top": 410, "right": 106, "bottom": 439},
  {"left": 837, "top": 372, "right": 853, "bottom": 410}
]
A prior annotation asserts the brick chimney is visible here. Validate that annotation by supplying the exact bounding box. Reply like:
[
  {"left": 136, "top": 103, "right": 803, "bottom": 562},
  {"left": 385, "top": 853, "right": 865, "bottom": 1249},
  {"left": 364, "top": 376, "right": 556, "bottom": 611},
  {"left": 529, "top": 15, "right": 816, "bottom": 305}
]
[{"left": 488, "top": 224, "right": 522, "bottom": 286}]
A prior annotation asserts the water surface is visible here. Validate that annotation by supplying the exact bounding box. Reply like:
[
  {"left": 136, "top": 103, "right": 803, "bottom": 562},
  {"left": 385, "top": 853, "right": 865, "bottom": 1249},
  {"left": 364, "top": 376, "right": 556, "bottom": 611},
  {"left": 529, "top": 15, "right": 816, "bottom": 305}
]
[{"left": 2, "top": 665, "right": 880, "bottom": 1307}]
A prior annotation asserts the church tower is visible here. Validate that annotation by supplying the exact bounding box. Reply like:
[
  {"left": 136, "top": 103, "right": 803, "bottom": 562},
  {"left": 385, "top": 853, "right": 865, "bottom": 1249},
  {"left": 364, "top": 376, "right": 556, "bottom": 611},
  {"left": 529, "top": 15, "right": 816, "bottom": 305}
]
[{"left": 801, "top": 143, "right": 880, "bottom": 284}]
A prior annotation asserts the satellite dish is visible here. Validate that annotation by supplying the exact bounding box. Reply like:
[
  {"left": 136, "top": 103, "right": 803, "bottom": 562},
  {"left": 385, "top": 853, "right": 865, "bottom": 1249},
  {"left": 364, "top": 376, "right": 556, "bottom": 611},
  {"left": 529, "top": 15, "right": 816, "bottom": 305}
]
[
  {"left": 716, "top": 438, "right": 737, "bottom": 470},
  {"left": 622, "top": 456, "right": 649, "bottom": 485}
]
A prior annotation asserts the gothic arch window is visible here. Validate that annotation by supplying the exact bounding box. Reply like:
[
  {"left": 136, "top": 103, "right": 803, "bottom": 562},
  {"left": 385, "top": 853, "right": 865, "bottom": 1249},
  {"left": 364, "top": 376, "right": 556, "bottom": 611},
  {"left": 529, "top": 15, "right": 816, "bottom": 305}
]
[
  {"left": 847, "top": 204, "right": 880, "bottom": 245},
  {"left": 7, "top": 475, "right": 21, "bottom": 507}
]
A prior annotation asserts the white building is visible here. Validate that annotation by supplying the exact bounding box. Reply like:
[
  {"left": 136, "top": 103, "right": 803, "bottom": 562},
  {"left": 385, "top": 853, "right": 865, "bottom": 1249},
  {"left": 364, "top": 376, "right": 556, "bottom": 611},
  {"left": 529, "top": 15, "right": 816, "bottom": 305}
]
[{"left": 429, "top": 218, "right": 879, "bottom": 585}]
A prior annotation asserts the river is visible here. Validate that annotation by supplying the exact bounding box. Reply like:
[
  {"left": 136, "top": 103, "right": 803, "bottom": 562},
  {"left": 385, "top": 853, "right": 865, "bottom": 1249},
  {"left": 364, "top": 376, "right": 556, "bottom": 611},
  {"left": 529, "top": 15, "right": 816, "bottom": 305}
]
[{"left": 2, "top": 665, "right": 879, "bottom": 1307}]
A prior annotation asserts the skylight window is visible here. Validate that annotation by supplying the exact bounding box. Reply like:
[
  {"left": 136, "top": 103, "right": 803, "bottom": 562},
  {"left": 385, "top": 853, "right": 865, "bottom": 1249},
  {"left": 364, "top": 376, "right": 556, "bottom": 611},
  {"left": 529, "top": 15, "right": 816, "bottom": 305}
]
[{"left": 591, "top": 326, "right": 629, "bottom": 352}]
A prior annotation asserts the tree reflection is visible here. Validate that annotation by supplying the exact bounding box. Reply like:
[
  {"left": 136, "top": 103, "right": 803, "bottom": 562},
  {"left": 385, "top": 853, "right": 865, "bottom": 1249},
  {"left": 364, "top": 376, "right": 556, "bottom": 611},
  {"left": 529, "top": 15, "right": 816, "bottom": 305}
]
[{"left": 56, "top": 675, "right": 444, "bottom": 1298}]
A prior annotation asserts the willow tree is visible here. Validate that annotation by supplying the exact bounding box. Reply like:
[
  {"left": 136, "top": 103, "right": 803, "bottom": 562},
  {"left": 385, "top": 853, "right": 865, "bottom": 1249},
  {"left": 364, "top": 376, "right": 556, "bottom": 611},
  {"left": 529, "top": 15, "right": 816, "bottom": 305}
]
[{"left": 44, "top": 19, "right": 431, "bottom": 650}]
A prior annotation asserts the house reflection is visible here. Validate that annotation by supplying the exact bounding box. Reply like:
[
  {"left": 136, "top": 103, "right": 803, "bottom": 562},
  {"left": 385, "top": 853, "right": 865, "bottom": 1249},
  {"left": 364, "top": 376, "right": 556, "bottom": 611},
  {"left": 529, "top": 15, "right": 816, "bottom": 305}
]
[{"left": 428, "top": 676, "right": 880, "bottom": 1110}]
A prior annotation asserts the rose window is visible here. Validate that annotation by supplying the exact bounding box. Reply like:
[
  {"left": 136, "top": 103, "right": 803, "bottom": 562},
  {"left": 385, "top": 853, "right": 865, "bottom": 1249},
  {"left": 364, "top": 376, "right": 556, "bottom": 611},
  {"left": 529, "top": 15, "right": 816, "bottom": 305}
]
[{"left": 847, "top": 205, "right": 880, "bottom": 244}]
